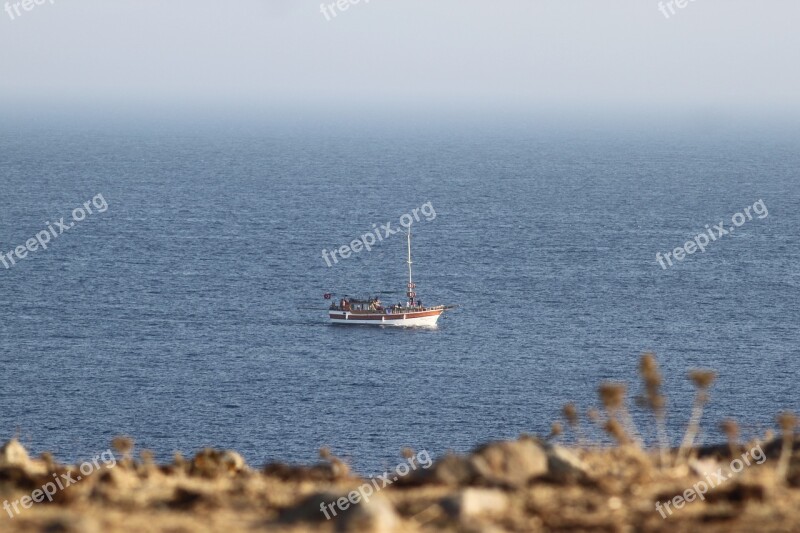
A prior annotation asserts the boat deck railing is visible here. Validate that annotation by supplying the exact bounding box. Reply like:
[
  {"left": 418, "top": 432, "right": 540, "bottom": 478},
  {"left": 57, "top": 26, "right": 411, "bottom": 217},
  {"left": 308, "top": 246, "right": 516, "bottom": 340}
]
[{"left": 329, "top": 304, "right": 454, "bottom": 314}]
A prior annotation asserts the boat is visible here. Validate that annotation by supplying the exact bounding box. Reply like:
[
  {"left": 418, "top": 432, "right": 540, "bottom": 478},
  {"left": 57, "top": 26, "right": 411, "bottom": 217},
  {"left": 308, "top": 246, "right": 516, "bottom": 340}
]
[{"left": 326, "top": 230, "right": 453, "bottom": 326}]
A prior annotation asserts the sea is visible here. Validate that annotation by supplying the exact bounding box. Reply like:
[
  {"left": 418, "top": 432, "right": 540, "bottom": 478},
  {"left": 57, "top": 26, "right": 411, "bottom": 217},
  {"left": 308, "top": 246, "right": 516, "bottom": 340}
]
[{"left": 1, "top": 115, "right": 798, "bottom": 473}]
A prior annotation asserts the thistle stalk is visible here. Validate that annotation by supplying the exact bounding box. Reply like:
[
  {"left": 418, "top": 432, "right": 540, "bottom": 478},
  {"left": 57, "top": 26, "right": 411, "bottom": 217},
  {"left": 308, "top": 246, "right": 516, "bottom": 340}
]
[
  {"left": 640, "top": 353, "right": 669, "bottom": 467},
  {"left": 777, "top": 412, "right": 797, "bottom": 483},
  {"left": 677, "top": 370, "right": 715, "bottom": 464}
]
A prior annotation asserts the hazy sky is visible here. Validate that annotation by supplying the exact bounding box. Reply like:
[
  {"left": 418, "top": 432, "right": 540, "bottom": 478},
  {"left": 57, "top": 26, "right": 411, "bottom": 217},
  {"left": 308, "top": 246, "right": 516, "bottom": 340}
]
[{"left": 1, "top": 0, "right": 799, "bottom": 119}]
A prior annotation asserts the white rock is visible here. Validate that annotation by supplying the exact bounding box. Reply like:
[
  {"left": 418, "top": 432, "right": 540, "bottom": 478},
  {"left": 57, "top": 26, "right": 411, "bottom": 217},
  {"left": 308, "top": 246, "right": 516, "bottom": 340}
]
[
  {"left": 442, "top": 488, "right": 509, "bottom": 519},
  {"left": 0, "top": 439, "right": 31, "bottom": 468},
  {"left": 545, "top": 445, "right": 589, "bottom": 482}
]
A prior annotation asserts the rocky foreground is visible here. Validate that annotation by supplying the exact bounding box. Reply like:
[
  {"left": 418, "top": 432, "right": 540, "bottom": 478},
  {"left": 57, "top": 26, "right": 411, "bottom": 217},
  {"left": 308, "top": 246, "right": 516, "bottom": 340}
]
[{"left": 1, "top": 435, "right": 799, "bottom": 533}]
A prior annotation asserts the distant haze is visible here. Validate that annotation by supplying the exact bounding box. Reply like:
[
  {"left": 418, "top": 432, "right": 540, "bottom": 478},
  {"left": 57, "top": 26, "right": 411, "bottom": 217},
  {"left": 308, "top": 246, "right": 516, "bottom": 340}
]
[{"left": 1, "top": 0, "right": 799, "bottom": 121}]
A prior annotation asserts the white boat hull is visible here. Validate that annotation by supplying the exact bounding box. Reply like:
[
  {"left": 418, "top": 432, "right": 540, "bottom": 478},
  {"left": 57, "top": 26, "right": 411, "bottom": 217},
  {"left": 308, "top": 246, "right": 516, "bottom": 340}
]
[{"left": 328, "top": 309, "right": 442, "bottom": 327}]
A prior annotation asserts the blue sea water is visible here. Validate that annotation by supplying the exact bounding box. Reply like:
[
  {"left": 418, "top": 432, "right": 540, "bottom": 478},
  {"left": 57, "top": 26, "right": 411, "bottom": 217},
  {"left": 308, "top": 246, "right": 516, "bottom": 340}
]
[{"left": 1, "top": 119, "right": 798, "bottom": 473}]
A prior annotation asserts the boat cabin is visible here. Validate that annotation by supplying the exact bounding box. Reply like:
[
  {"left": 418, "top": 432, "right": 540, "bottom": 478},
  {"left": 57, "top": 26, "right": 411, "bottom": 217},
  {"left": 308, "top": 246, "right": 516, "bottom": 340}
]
[{"left": 330, "top": 297, "right": 383, "bottom": 312}]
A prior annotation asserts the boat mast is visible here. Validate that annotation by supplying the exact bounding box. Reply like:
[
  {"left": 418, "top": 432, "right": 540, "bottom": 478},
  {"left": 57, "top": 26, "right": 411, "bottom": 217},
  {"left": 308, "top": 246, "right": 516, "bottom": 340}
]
[
  {"left": 407, "top": 229, "right": 413, "bottom": 286},
  {"left": 406, "top": 227, "right": 417, "bottom": 306},
  {"left": 406, "top": 228, "right": 416, "bottom": 306}
]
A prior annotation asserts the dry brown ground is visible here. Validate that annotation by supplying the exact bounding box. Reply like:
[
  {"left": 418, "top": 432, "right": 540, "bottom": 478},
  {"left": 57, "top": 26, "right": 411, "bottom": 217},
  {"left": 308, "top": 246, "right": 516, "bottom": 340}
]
[{"left": 1, "top": 435, "right": 799, "bottom": 533}]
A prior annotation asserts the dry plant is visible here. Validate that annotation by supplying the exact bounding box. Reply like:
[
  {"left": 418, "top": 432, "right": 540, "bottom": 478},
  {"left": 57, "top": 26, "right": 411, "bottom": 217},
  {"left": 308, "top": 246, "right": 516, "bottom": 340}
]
[
  {"left": 173, "top": 452, "right": 187, "bottom": 472},
  {"left": 598, "top": 383, "right": 641, "bottom": 447},
  {"left": 721, "top": 419, "right": 740, "bottom": 459},
  {"left": 777, "top": 411, "right": 797, "bottom": 482},
  {"left": 319, "top": 446, "right": 350, "bottom": 478},
  {"left": 549, "top": 421, "right": 563, "bottom": 440},
  {"left": 112, "top": 435, "right": 135, "bottom": 467},
  {"left": 639, "top": 353, "right": 669, "bottom": 466},
  {"left": 584, "top": 407, "right": 603, "bottom": 443},
  {"left": 319, "top": 447, "right": 332, "bottom": 461},
  {"left": 604, "top": 418, "right": 631, "bottom": 445},
  {"left": 563, "top": 403, "right": 586, "bottom": 445},
  {"left": 676, "top": 370, "right": 715, "bottom": 463}
]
